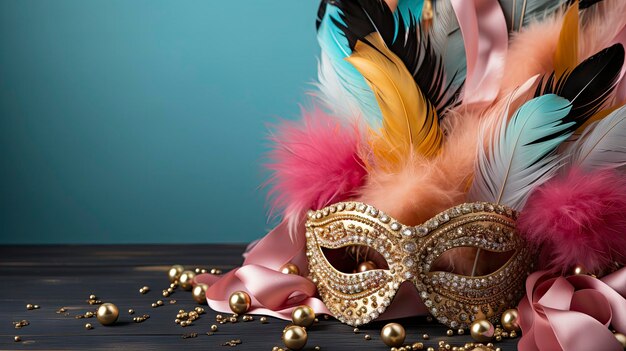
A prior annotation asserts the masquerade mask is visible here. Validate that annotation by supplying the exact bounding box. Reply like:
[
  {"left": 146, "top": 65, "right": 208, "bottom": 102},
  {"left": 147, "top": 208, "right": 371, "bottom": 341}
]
[{"left": 305, "top": 201, "right": 534, "bottom": 328}]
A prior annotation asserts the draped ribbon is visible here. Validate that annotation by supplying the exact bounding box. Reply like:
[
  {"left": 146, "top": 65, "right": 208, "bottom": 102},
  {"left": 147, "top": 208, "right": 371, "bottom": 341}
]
[
  {"left": 518, "top": 267, "right": 626, "bottom": 351},
  {"left": 450, "top": 0, "right": 508, "bottom": 108},
  {"left": 197, "top": 218, "right": 428, "bottom": 320}
]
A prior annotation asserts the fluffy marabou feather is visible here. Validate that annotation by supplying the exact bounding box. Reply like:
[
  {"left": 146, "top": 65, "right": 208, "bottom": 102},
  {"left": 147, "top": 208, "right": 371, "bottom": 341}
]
[
  {"left": 316, "top": 3, "right": 382, "bottom": 125},
  {"left": 358, "top": 111, "right": 481, "bottom": 226},
  {"left": 518, "top": 168, "right": 626, "bottom": 274},
  {"left": 265, "top": 109, "right": 367, "bottom": 234},
  {"left": 468, "top": 95, "right": 573, "bottom": 210},
  {"left": 500, "top": 0, "right": 626, "bottom": 96},
  {"left": 347, "top": 33, "right": 442, "bottom": 167},
  {"left": 565, "top": 104, "right": 626, "bottom": 171}
]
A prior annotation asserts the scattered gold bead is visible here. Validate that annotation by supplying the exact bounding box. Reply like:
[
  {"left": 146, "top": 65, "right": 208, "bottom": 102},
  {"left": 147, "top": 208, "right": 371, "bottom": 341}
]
[
  {"left": 195, "top": 307, "right": 204, "bottom": 314},
  {"left": 501, "top": 308, "right": 520, "bottom": 332},
  {"left": 280, "top": 262, "right": 300, "bottom": 275},
  {"left": 282, "top": 325, "right": 307, "bottom": 350},
  {"left": 260, "top": 316, "right": 268, "bottom": 324},
  {"left": 228, "top": 291, "right": 251, "bottom": 314},
  {"left": 353, "top": 327, "right": 359, "bottom": 333},
  {"left": 315, "top": 347, "right": 321, "bottom": 351},
  {"left": 501, "top": 332, "right": 509, "bottom": 338},
  {"left": 192, "top": 283, "right": 209, "bottom": 304},
  {"left": 211, "top": 324, "right": 218, "bottom": 332},
  {"left": 364, "top": 334, "right": 371, "bottom": 340},
  {"left": 229, "top": 317, "right": 237, "bottom": 323},
  {"left": 128, "top": 309, "right": 134, "bottom": 315},
  {"left": 85, "top": 323, "right": 93, "bottom": 330},
  {"left": 89, "top": 294, "right": 97, "bottom": 300},
  {"left": 380, "top": 323, "right": 406, "bottom": 347},
  {"left": 33, "top": 305, "right": 40, "bottom": 309},
  {"left": 179, "top": 271, "right": 196, "bottom": 291},
  {"left": 447, "top": 329, "right": 454, "bottom": 336},
  {"left": 85, "top": 311, "right": 94, "bottom": 318},
  {"left": 14, "top": 336, "right": 21, "bottom": 342},
  {"left": 157, "top": 300, "right": 163, "bottom": 306},
  {"left": 495, "top": 335, "right": 502, "bottom": 341},
  {"left": 422, "top": 333, "right": 430, "bottom": 340},
  {"left": 141, "top": 286, "right": 150, "bottom": 294},
  {"left": 470, "top": 319, "right": 495, "bottom": 343},
  {"left": 96, "top": 303, "right": 119, "bottom": 326},
  {"left": 151, "top": 303, "right": 157, "bottom": 308},
  {"left": 168, "top": 265, "right": 185, "bottom": 283},
  {"left": 412, "top": 342, "right": 424, "bottom": 350},
  {"left": 292, "top": 305, "right": 315, "bottom": 328},
  {"left": 614, "top": 332, "right": 626, "bottom": 348},
  {"left": 427, "top": 348, "right": 435, "bottom": 351},
  {"left": 26, "top": 304, "right": 34, "bottom": 310},
  {"left": 357, "top": 260, "right": 377, "bottom": 272},
  {"left": 458, "top": 328, "right": 465, "bottom": 335}
]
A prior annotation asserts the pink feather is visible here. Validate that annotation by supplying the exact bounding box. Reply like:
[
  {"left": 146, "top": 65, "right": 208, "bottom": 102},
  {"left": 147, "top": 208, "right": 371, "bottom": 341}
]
[
  {"left": 265, "top": 108, "right": 367, "bottom": 235},
  {"left": 518, "top": 168, "right": 626, "bottom": 275}
]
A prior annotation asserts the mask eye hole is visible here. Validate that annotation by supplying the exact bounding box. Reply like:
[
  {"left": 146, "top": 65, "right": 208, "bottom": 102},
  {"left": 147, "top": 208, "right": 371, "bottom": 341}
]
[
  {"left": 430, "top": 247, "right": 515, "bottom": 276},
  {"left": 321, "top": 245, "right": 390, "bottom": 274}
]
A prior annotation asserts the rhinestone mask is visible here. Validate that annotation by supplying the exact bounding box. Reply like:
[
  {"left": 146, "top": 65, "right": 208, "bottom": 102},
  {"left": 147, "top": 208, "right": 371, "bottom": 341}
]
[{"left": 305, "top": 201, "right": 534, "bottom": 328}]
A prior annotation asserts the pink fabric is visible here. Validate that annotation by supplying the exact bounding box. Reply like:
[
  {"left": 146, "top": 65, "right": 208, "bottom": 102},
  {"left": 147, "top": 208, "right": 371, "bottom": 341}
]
[
  {"left": 518, "top": 268, "right": 626, "bottom": 351},
  {"left": 197, "top": 219, "right": 428, "bottom": 320},
  {"left": 450, "top": 0, "right": 508, "bottom": 107}
]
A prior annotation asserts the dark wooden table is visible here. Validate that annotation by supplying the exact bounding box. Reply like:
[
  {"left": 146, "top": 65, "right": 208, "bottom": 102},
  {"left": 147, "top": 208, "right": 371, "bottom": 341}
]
[{"left": 0, "top": 245, "right": 519, "bottom": 350}]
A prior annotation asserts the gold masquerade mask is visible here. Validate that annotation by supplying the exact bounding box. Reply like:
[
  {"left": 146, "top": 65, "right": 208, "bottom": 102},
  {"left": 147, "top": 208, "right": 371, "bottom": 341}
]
[{"left": 305, "top": 201, "right": 534, "bottom": 328}]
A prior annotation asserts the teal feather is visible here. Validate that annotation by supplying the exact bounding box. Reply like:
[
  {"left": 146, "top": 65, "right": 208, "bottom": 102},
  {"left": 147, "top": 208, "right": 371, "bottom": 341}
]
[
  {"left": 316, "top": 4, "right": 382, "bottom": 125},
  {"left": 469, "top": 94, "right": 574, "bottom": 210},
  {"left": 396, "top": 0, "right": 424, "bottom": 28}
]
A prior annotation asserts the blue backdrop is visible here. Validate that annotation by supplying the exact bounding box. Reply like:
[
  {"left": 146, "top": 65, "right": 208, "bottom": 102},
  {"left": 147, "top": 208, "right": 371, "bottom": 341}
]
[{"left": 0, "top": 0, "right": 320, "bottom": 243}]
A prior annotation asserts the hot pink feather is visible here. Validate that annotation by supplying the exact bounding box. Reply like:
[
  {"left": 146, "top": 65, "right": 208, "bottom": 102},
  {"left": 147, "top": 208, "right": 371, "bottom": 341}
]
[
  {"left": 265, "top": 108, "right": 367, "bottom": 235},
  {"left": 518, "top": 168, "right": 626, "bottom": 275}
]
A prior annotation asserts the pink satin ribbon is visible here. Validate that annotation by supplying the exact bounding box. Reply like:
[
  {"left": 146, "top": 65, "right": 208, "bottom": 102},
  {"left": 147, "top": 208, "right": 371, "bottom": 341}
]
[
  {"left": 451, "top": 0, "right": 508, "bottom": 108},
  {"left": 196, "top": 218, "right": 428, "bottom": 320},
  {"left": 518, "top": 268, "right": 626, "bottom": 351}
]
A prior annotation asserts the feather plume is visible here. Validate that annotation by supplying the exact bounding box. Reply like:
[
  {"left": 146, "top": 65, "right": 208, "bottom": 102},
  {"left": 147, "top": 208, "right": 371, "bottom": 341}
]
[
  {"left": 518, "top": 168, "right": 626, "bottom": 274},
  {"left": 468, "top": 95, "right": 573, "bottom": 210},
  {"left": 332, "top": 0, "right": 461, "bottom": 117},
  {"left": 429, "top": 0, "right": 466, "bottom": 95},
  {"left": 499, "top": 0, "right": 569, "bottom": 32},
  {"left": 316, "top": 3, "right": 382, "bottom": 125},
  {"left": 536, "top": 44, "right": 625, "bottom": 134},
  {"left": 346, "top": 33, "right": 442, "bottom": 166},
  {"left": 564, "top": 104, "right": 626, "bottom": 170},
  {"left": 265, "top": 108, "right": 367, "bottom": 234},
  {"left": 396, "top": 0, "right": 424, "bottom": 27},
  {"left": 553, "top": 1, "right": 579, "bottom": 78}
]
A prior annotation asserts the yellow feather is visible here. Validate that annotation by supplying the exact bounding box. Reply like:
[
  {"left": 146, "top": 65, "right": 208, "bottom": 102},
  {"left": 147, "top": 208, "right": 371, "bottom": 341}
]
[
  {"left": 554, "top": 0, "right": 579, "bottom": 78},
  {"left": 346, "top": 33, "right": 442, "bottom": 168}
]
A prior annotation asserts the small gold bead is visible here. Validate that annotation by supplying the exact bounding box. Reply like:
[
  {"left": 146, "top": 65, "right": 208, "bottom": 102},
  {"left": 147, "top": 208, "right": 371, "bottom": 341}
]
[
  {"left": 427, "top": 348, "right": 435, "bottom": 351},
  {"left": 314, "top": 347, "right": 321, "bottom": 351},
  {"left": 89, "top": 294, "right": 97, "bottom": 300},
  {"left": 412, "top": 342, "right": 424, "bottom": 350},
  {"left": 510, "top": 331, "right": 517, "bottom": 338},
  {"left": 229, "top": 317, "right": 237, "bottom": 323},
  {"left": 175, "top": 319, "right": 181, "bottom": 324},
  {"left": 364, "top": 334, "right": 371, "bottom": 340},
  {"left": 33, "top": 305, "right": 40, "bottom": 309},
  {"left": 85, "top": 323, "right": 93, "bottom": 330},
  {"left": 26, "top": 304, "right": 34, "bottom": 310},
  {"left": 157, "top": 300, "right": 163, "bottom": 306},
  {"left": 14, "top": 336, "right": 21, "bottom": 342},
  {"left": 151, "top": 303, "right": 157, "bottom": 308},
  {"left": 447, "top": 329, "right": 454, "bottom": 336},
  {"left": 163, "top": 291, "right": 170, "bottom": 297},
  {"left": 211, "top": 324, "right": 218, "bottom": 332},
  {"left": 128, "top": 309, "right": 134, "bottom": 314},
  {"left": 179, "top": 271, "right": 196, "bottom": 291},
  {"left": 168, "top": 265, "right": 185, "bottom": 283},
  {"left": 280, "top": 262, "right": 300, "bottom": 275},
  {"left": 495, "top": 335, "right": 502, "bottom": 341},
  {"left": 85, "top": 311, "right": 94, "bottom": 318},
  {"left": 260, "top": 316, "right": 268, "bottom": 323},
  {"left": 458, "top": 328, "right": 465, "bottom": 335},
  {"left": 422, "top": 333, "right": 430, "bottom": 340}
]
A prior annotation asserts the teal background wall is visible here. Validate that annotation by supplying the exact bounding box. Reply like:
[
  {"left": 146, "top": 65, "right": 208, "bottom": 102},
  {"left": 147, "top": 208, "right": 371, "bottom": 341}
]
[{"left": 0, "top": 0, "right": 320, "bottom": 243}]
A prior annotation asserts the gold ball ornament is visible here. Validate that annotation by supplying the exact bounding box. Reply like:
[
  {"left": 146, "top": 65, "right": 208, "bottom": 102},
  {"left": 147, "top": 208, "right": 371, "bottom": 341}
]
[
  {"left": 168, "top": 264, "right": 185, "bottom": 283},
  {"left": 470, "top": 319, "right": 495, "bottom": 343},
  {"left": 280, "top": 262, "right": 300, "bottom": 275},
  {"left": 291, "top": 305, "right": 315, "bottom": 328},
  {"left": 357, "top": 260, "right": 378, "bottom": 272},
  {"left": 380, "top": 323, "right": 406, "bottom": 347},
  {"left": 501, "top": 308, "right": 520, "bottom": 332},
  {"left": 282, "top": 325, "right": 308, "bottom": 350},
  {"left": 192, "top": 283, "right": 209, "bottom": 304},
  {"left": 96, "top": 303, "right": 119, "bottom": 326},
  {"left": 229, "top": 291, "right": 251, "bottom": 314},
  {"left": 614, "top": 332, "right": 626, "bottom": 348},
  {"left": 179, "top": 270, "right": 196, "bottom": 291}
]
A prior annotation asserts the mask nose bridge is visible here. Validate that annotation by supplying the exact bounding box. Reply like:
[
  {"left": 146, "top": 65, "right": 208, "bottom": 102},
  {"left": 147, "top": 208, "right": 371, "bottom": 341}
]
[{"left": 378, "top": 280, "right": 428, "bottom": 320}]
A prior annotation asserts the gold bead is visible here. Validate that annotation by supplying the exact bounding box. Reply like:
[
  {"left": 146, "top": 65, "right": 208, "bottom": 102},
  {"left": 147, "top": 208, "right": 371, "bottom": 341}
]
[
  {"left": 614, "top": 332, "right": 626, "bottom": 348},
  {"left": 14, "top": 336, "right": 21, "bottom": 342},
  {"left": 446, "top": 329, "right": 454, "bottom": 336},
  {"left": 458, "top": 328, "right": 465, "bottom": 335},
  {"left": 280, "top": 263, "right": 300, "bottom": 275},
  {"left": 26, "top": 304, "right": 34, "bottom": 310},
  {"left": 179, "top": 271, "right": 196, "bottom": 291},
  {"left": 128, "top": 309, "right": 134, "bottom": 315},
  {"left": 422, "top": 333, "right": 430, "bottom": 340},
  {"left": 282, "top": 325, "right": 307, "bottom": 350},
  {"left": 85, "top": 323, "right": 93, "bottom": 330},
  {"left": 89, "top": 294, "right": 97, "bottom": 300},
  {"left": 33, "top": 305, "right": 40, "bottom": 309},
  {"left": 228, "top": 291, "right": 251, "bottom": 314},
  {"left": 168, "top": 265, "right": 185, "bottom": 283},
  {"left": 211, "top": 324, "right": 218, "bottom": 332},
  {"left": 291, "top": 305, "right": 315, "bottom": 328},
  {"left": 96, "top": 303, "right": 119, "bottom": 326},
  {"left": 192, "top": 283, "right": 209, "bottom": 304},
  {"left": 412, "top": 342, "right": 424, "bottom": 350},
  {"left": 380, "top": 323, "right": 406, "bottom": 347},
  {"left": 501, "top": 308, "right": 520, "bottom": 332},
  {"left": 470, "top": 319, "right": 495, "bottom": 343},
  {"left": 357, "top": 260, "right": 378, "bottom": 272},
  {"left": 364, "top": 334, "right": 371, "bottom": 340},
  {"left": 260, "top": 316, "right": 268, "bottom": 324}
]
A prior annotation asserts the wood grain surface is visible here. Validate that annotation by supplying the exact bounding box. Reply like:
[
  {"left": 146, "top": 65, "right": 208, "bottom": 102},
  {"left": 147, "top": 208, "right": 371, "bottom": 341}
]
[{"left": 0, "top": 245, "right": 519, "bottom": 350}]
